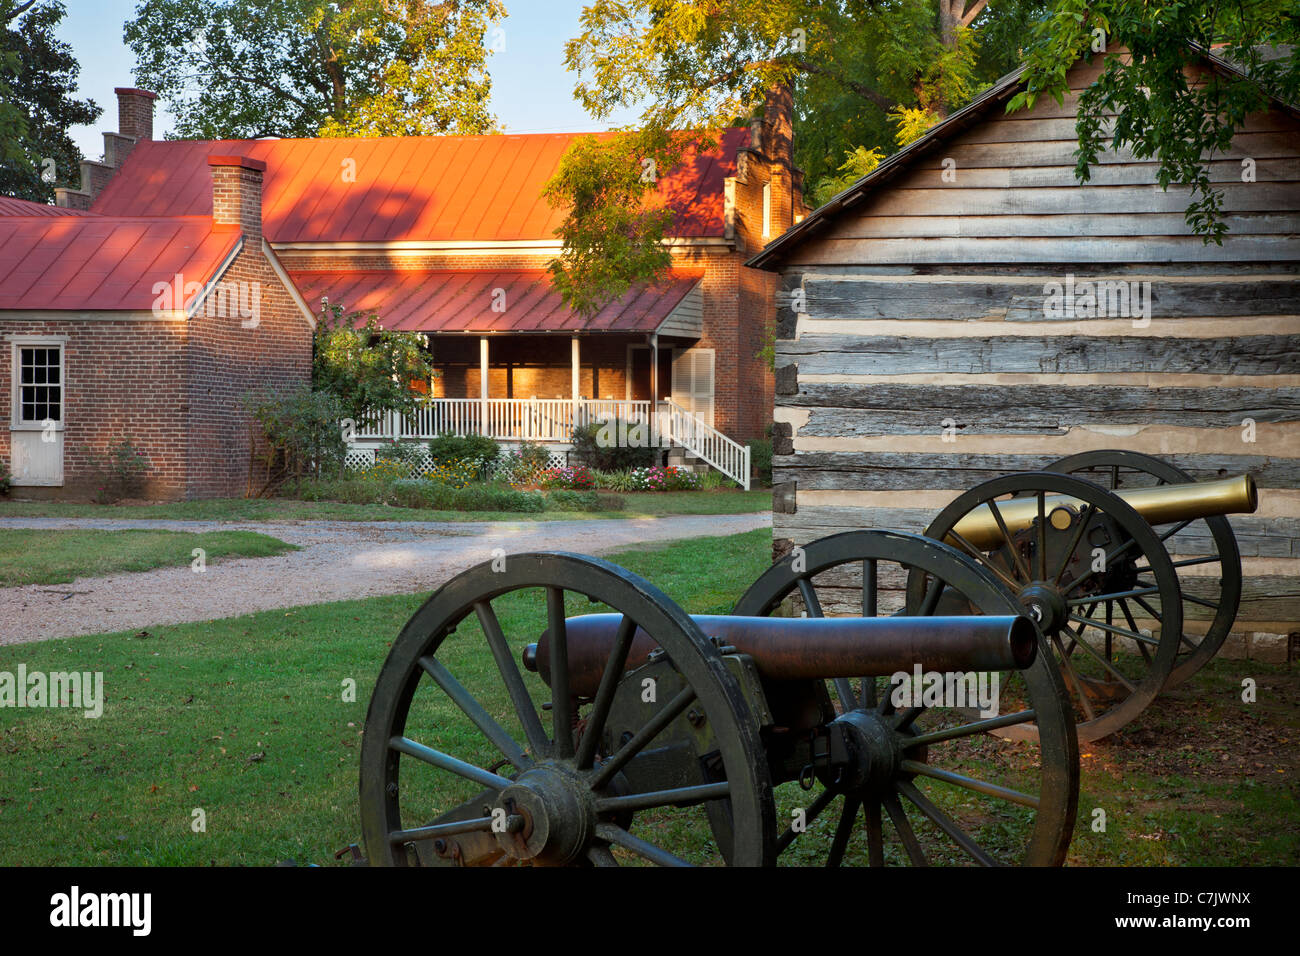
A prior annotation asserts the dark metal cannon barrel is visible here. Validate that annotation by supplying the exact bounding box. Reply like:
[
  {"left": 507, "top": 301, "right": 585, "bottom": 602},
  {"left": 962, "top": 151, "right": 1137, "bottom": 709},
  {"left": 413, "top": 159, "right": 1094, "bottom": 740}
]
[{"left": 523, "top": 613, "right": 1037, "bottom": 697}]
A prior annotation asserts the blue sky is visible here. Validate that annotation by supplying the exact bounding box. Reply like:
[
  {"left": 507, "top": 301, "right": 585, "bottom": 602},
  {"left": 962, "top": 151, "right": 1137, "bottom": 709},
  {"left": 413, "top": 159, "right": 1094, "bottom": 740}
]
[{"left": 58, "top": 0, "right": 637, "bottom": 157}]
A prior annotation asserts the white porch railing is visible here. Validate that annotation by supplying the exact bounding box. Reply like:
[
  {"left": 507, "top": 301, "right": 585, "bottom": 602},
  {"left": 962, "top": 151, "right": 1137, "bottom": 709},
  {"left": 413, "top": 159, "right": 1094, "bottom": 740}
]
[
  {"left": 657, "top": 400, "right": 751, "bottom": 491},
  {"left": 355, "top": 397, "right": 751, "bottom": 489}
]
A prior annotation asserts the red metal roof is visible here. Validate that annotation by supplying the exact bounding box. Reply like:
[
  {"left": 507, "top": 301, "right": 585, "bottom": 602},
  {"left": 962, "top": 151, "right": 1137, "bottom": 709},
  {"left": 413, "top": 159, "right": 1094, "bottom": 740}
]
[
  {"left": 290, "top": 269, "right": 703, "bottom": 333},
  {"left": 0, "top": 216, "right": 240, "bottom": 311},
  {"left": 93, "top": 130, "right": 749, "bottom": 243},
  {"left": 0, "top": 196, "right": 97, "bottom": 217}
]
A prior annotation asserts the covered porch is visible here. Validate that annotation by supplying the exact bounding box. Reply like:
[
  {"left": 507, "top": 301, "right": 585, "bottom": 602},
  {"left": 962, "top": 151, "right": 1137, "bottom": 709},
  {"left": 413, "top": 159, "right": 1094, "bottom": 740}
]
[{"left": 293, "top": 266, "right": 749, "bottom": 485}]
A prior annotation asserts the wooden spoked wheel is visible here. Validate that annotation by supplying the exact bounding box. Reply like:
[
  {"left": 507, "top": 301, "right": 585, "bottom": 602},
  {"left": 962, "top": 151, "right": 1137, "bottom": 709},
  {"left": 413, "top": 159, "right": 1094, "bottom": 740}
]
[
  {"left": 919, "top": 473, "right": 1184, "bottom": 742},
  {"left": 730, "top": 530, "right": 1078, "bottom": 866},
  {"left": 359, "top": 552, "right": 775, "bottom": 866},
  {"left": 1048, "top": 450, "right": 1243, "bottom": 688}
]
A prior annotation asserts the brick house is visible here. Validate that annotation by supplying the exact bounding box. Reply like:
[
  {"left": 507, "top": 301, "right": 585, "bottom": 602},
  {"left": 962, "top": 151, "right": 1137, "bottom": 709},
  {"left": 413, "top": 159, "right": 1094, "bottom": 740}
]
[
  {"left": 0, "top": 91, "right": 315, "bottom": 498},
  {"left": 2, "top": 87, "right": 805, "bottom": 496}
]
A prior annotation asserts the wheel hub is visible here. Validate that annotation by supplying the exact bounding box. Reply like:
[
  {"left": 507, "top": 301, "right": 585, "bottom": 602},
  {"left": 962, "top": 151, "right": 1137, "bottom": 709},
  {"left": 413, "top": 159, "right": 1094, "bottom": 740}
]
[
  {"left": 493, "top": 764, "right": 594, "bottom": 865},
  {"left": 1019, "top": 582, "right": 1067, "bottom": 634},
  {"left": 831, "top": 709, "right": 909, "bottom": 797}
]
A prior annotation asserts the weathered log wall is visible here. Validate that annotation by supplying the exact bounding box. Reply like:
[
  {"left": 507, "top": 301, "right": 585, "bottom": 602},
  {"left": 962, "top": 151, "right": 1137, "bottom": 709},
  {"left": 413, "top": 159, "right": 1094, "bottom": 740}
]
[{"left": 769, "top": 58, "right": 1300, "bottom": 659}]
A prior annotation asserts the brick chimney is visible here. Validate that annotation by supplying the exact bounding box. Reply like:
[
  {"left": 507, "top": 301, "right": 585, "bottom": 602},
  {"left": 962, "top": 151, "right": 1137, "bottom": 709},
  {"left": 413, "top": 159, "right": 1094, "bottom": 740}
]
[
  {"left": 55, "top": 85, "right": 158, "bottom": 209},
  {"left": 115, "top": 87, "right": 157, "bottom": 142},
  {"left": 207, "top": 155, "right": 266, "bottom": 243},
  {"left": 760, "top": 84, "right": 794, "bottom": 167}
]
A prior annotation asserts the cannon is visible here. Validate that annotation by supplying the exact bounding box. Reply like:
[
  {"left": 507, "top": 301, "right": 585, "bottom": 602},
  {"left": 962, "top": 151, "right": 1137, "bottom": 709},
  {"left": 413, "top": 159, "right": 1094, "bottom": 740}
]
[
  {"left": 359, "top": 530, "right": 1079, "bottom": 867},
  {"left": 905, "top": 452, "right": 1258, "bottom": 741}
]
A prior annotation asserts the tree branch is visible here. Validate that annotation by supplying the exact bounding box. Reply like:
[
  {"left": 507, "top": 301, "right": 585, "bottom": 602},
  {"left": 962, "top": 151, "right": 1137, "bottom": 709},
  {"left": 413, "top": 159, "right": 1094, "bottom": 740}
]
[
  {"left": 793, "top": 59, "right": 898, "bottom": 112},
  {"left": 960, "top": 0, "right": 989, "bottom": 28},
  {"left": 3, "top": 0, "right": 37, "bottom": 25}
]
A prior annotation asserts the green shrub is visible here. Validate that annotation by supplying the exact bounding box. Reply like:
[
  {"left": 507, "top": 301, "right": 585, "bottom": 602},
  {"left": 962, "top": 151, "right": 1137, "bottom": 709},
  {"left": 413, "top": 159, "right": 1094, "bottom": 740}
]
[
  {"left": 699, "top": 470, "right": 732, "bottom": 491},
  {"left": 357, "top": 459, "right": 412, "bottom": 482},
  {"left": 243, "top": 386, "right": 347, "bottom": 496},
  {"left": 1, "top": 461, "right": 11, "bottom": 496},
  {"left": 376, "top": 440, "right": 428, "bottom": 467},
  {"left": 571, "top": 420, "right": 658, "bottom": 471},
  {"left": 89, "top": 436, "right": 151, "bottom": 503},
  {"left": 498, "top": 441, "right": 551, "bottom": 486},
  {"left": 427, "top": 432, "right": 499, "bottom": 468},
  {"left": 289, "top": 476, "right": 547, "bottom": 513},
  {"left": 545, "top": 490, "right": 626, "bottom": 512},
  {"left": 747, "top": 437, "right": 773, "bottom": 487}
]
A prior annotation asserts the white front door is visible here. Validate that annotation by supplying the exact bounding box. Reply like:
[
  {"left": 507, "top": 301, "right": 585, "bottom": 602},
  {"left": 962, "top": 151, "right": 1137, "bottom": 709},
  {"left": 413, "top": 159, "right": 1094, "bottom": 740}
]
[
  {"left": 10, "top": 338, "right": 65, "bottom": 486},
  {"left": 670, "top": 348, "right": 715, "bottom": 428}
]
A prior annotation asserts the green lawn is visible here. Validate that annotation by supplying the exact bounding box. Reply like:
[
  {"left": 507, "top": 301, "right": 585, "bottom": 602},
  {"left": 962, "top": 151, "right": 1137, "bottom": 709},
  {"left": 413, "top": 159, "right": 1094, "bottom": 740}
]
[
  {"left": 0, "top": 527, "right": 1292, "bottom": 867},
  {"left": 0, "top": 529, "right": 298, "bottom": 586},
  {"left": 0, "top": 489, "right": 770, "bottom": 523}
]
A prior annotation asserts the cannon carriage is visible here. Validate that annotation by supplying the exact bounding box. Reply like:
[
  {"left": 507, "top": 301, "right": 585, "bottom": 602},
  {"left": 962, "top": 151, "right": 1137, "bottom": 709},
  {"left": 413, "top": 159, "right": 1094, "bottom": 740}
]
[{"left": 356, "top": 450, "right": 1258, "bottom": 866}]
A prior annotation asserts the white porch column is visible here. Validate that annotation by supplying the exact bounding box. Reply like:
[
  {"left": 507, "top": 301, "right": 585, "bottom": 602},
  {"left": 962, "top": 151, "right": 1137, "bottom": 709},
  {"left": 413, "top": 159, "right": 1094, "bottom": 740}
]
[
  {"left": 650, "top": 333, "right": 660, "bottom": 443},
  {"left": 571, "top": 335, "right": 581, "bottom": 426},
  {"left": 479, "top": 336, "right": 489, "bottom": 437}
]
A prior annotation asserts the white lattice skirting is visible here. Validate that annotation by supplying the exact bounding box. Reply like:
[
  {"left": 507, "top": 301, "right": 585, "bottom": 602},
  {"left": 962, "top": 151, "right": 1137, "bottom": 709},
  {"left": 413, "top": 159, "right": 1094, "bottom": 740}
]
[{"left": 345, "top": 447, "right": 569, "bottom": 478}]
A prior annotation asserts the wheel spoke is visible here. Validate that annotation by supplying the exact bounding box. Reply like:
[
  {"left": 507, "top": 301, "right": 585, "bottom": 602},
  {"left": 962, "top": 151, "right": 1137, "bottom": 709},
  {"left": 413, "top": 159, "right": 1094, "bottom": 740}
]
[
  {"left": 882, "top": 792, "right": 927, "bottom": 865},
  {"left": 827, "top": 795, "right": 861, "bottom": 867},
  {"left": 546, "top": 587, "right": 573, "bottom": 759},
  {"left": 833, "top": 678, "right": 859, "bottom": 712},
  {"left": 593, "top": 781, "right": 730, "bottom": 814},
  {"left": 797, "top": 577, "right": 824, "bottom": 617},
  {"left": 895, "top": 706, "right": 925, "bottom": 731},
  {"left": 590, "top": 686, "right": 697, "bottom": 790},
  {"left": 1050, "top": 632, "right": 1097, "bottom": 721},
  {"left": 917, "top": 576, "right": 946, "bottom": 616},
  {"left": 863, "top": 558, "right": 878, "bottom": 616},
  {"left": 1067, "top": 585, "right": 1159, "bottom": 606},
  {"left": 576, "top": 614, "right": 637, "bottom": 769},
  {"left": 389, "top": 736, "right": 513, "bottom": 790},
  {"left": 988, "top": 499, "right": 1033, "bottom": 582},
  {"left": 1036, "top": 491, "right": 1047, "bottom": 580},
  {"left": 586, "top": 845, "right": 619, "bottom": 867},
  {"left": 388, "top": 814, "right": 520, "bottom": 846},
  {"left": 865, "top": 799, "right": 885, "bottom": 867},
  {"left": 775, "top": 785, "right": 838, "bottom": 853},
  {"left": 1180, "top": 592, "right": 1221, "bottom": 611},
  {"left": 418, "top": 656, "right": 532, "bottom": 772},
  {"left": 1059, "top": 626, "right": 1139, "bottom": 690},
  {"left": 474, "top": 600, "right": 549, "bottom": 755},
  {"left": 1158, "top": 518, "right": 1195, "bottom": 543},
  {"left": 896, "top": 780, "right": 997, "bottom": 866},
  {"left": 900, "top": 759, "right": 1039, "bottom": 809},
  {"left": 946, "top": 529, "right": 1023, "bottom": 593},
  {"left": 1070, "top": 613, "right": 1159, "bottom": 646},
  {"left": 594, "top": 823, "right": 691, "bottom": 867},
  {"left": 860, "top": 558, "right": 879, "bottom": 709},
  {"left": 903, "top": 709, "right": 1037, "bottom": 748}
]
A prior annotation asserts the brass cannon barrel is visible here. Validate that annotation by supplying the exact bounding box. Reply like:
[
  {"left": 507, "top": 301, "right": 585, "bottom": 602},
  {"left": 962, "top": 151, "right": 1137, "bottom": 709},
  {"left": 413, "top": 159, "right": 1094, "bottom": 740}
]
[
  {"left": 951, "top": 474, "right": 1258, "bottom": 552},
  {"left": 523, "top": 613, "right": 1037, "bottom": 697}
]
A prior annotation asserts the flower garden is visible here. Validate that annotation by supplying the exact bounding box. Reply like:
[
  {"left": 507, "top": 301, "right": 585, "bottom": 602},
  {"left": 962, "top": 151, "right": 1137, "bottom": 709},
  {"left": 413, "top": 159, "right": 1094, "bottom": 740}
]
[{"left": 285, "top": 436, "right": 736, "bottom": 515}]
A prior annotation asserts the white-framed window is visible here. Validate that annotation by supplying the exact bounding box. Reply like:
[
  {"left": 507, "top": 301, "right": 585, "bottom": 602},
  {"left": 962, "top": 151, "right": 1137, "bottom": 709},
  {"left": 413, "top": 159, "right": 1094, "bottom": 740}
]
[
  {"left": 10, "top": 335, "right": 66, "bottom": 430},
  {"left": 762, "top": 180, "right": 772, "bottom": 240}
]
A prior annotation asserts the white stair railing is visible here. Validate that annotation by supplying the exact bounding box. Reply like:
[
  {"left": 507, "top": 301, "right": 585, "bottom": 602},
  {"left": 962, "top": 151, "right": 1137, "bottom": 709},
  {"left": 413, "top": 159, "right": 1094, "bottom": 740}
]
[{"left": 656, "top": 400, "right": 751, "bottom": 490}]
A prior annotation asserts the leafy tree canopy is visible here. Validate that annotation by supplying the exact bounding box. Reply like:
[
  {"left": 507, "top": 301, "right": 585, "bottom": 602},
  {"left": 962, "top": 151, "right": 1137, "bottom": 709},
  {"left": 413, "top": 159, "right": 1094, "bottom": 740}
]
[
  {"left": 0, "top": 0, "right": 100, "bottom": 203},
  {"left": 312, "top": 301, "right": 436, "bottom": 424},
  {"left": 1014, "top": 0, "right": 1299, "bottom": 241},
  {"left": 125, "top": 0, "right": 505, "bottom": 139},
  {"left": 546, "top": 0, "right": 1033, "bottom": 315}
]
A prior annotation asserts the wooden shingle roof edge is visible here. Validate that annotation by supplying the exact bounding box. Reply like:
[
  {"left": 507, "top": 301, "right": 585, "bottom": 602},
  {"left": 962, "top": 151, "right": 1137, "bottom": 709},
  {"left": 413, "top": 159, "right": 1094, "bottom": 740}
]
[{"left": 746, "top": 45, "right": 1300, "bottom": 271}]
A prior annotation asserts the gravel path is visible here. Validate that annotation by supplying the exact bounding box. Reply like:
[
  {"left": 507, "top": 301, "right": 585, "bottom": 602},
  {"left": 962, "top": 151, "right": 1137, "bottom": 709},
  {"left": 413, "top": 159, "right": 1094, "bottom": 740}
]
[{"left": 0, "top": 514, "right": 770, "bottom": 645}]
